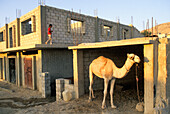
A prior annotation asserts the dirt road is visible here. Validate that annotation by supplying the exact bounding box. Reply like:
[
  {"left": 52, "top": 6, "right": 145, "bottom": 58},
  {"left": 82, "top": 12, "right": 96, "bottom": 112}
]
[{"left": 0, "top": 81, "right": 143, "bottom": 114}]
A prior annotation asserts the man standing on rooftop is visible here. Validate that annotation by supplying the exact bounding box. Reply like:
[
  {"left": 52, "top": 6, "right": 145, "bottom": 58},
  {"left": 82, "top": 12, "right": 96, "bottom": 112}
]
[{"left": 45, "top": 24, "right": 53, "bottom": 45}]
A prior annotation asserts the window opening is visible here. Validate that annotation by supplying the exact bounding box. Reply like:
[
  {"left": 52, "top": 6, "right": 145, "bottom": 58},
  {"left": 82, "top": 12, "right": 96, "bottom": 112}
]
[
  {"left": 21, "top": 18, "right": 32, "bottom": 35},
  {"left": 0, "top": 32, "right": 3, "bottom": 42}
]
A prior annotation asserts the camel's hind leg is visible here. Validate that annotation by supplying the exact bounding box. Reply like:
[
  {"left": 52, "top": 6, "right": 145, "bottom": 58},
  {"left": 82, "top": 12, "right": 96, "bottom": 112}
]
[
  {"left": 102, "top": 78, "right": 109, "bottom": 109},
  {"left": 110, "top": 79, "right": 117, "bottom": 108},
  {"left": 89, "top": 65, "right": 95, "bottom": 102}
]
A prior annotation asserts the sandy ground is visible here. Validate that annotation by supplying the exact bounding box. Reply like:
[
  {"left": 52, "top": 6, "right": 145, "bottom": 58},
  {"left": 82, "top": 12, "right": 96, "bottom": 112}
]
[{"left": 0, "top": 81, "right": 143, "bottom": 114}]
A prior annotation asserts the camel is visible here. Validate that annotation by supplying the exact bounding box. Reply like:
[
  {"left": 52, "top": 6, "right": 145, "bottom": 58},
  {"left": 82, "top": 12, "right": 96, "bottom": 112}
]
[{"left": 88, "top": 53, "right": 140, "bottom": 109}]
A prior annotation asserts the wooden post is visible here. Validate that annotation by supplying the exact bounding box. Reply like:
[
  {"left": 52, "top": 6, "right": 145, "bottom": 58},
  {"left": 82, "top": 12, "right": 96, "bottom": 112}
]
[
  {"left": 73, "top": 49, "right": 84, "bottom": 98},
  {"left": 144, "top": 44, "right": 154, "bottom": 113}
]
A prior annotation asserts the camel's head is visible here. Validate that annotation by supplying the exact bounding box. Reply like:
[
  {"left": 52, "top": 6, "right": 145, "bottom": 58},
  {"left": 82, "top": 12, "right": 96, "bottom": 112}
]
[{"left": 127, "top": 53, "right": 140, "bottom": 63}]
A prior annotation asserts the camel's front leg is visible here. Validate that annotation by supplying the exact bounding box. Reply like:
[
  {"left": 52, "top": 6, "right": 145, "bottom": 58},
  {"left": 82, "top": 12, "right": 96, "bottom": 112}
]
[
  {"left": 110, "top": 79, "right": 117, "bottom": 108},
  {"left": 102, "top": 78, "right": 109, "bottom": 109}
]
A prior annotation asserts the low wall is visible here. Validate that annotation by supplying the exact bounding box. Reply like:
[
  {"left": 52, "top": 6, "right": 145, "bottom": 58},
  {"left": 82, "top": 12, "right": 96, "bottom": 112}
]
[
  {"left": 41, "top": 72, "right": 51, "bottom": 98},
  {"left": 56, "top": 78, "right": 75, "bottom": 101}
]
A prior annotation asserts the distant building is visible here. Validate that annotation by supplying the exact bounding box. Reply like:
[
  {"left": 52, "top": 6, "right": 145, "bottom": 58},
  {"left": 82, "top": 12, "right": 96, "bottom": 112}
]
[
  {"left": 167, "top": 33, "right": 170, "bottom": 38},
  {"left": 158, "top": 33, "right": 167, "bottom": 38}
]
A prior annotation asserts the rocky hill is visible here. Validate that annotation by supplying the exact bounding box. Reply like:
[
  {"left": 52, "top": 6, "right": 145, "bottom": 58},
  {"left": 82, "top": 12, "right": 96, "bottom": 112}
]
[{"left": 141, "top": 22, "right": 170, "bottom": 34}]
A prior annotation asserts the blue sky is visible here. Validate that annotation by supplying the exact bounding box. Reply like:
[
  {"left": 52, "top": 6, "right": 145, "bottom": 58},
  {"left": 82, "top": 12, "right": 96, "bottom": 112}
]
[{"left": 0, "top": 0, "right": 170, "bottom": 31}]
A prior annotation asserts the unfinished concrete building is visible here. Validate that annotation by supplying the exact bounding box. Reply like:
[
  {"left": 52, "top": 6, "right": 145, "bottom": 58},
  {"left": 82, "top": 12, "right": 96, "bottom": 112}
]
[
  {"left": 0, "top": 5, "right": 143, "bottom": 92},
  {"left": 1, "top": 4, "right": 170, "bottom": 114}
]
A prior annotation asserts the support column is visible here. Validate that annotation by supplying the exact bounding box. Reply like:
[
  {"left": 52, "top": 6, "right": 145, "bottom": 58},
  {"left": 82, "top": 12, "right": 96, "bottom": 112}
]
[
  {"left": 5, "top": 24, "right": 8, "bottom": 48},
  {"left": 38, "top": 50, "right": 42, "bottom": 92},
  {"left": 3, "top": 56, "right": 6, "bottom": 80},
  {"left": 95, "top": 16, "right": 99, "bottom": 42},
  {"left": 144, "top": 44, "right": 154, "bottom": 114},
  {"left": 16, "top": 52, "right": 22, "bottom": 86},
  {"left": 117, "top": 22, "right": 120, "bottom": 40},
  {"left": 6, "top": 55, "right": 9, "bottom": 82},
  {"left": 40, "top": 5, "right": 46, "bottom": 44},
  {"left": 16, "top": 18, "right": 20, "bottom": 46},
  {"left": 155, "top": 38, "right": 168, "bottom": 107},
  {"left": 32, "top": 56, "right": 36, "bottom": 90},
  {"left": 73, "top": 49, "right": 84, "bottom": 98},
  {"left": 131, "top": 25, "right": 134, "bottom": 38},
  {"left": 21, "top": 52, "right": 25, "bottom": 87}
]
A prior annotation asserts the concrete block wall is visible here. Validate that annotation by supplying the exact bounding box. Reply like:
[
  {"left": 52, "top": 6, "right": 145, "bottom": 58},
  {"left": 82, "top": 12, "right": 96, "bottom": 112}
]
[
  {"left": 0, "top": 26, "right": 6, "bottom": 50},
  {"left": 119, "top": 24, "right": 132, "bottom": 39},
  {"left": 0, "top": 6, "right": 41, "bottom": 50},
  {"left": 42, "top": 49, "right": 73, "bottom": 82},
  {"left": 97, "top": 19, "right": 143, "bottom": 41},
  {"left": 20, "top": 6, "right": 41, "bottom": 46},
  {"left": 0, "top": 5, "right": 143, "bottom": 50},
  {"left": 154, "top": 38, "right": 170, "bottom": 114},
  {"left": 42, "top": 49, "right": 73, "bottom": 95},
  {"left": 41, "top": 72, "right": 51, "bottom": 98},
  {"left": 7, "top": 20, "right": 17, "bottom": 48},
  {"left": 45, "top": 6, "right": 143, "bottom": 45},
  {"left": 0, "top": 26, "right": 5, "bottom": 41},
  {"left": 96, "top": 19, "right": 143, "bottom": 42},
  {"left": 45, "top": 6, "right": 96, "bottom": 44},
  {"left": 56, "top": 79, "right": 64, "bottom": 101},
  {"left": 133, "top": 27, "right": 144, "bottom": 38},
  {"left": 83, "top": 45, "right": 143, "bottom": 93},
  {"left": 97, "top": 19, "right": 118, "bottom": 42}
]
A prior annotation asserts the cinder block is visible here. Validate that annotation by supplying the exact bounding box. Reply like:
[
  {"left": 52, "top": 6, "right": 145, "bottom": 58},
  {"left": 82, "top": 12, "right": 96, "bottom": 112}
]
[
  {"left": 56, "top": 84, "right": 64, "bottom": 92},
  {"left": 64, "top": 79, "right": 71, "bottom": 84},
  {"left": 41, "top": 72, "right": 51, "bottom": 98},
  {"left": 56, "top": 78, "right": 64, "bottom": 84},
  {"left": 56, "top": 92, "right": 62, "bottom": 101},
  {"left": 65, "top": 84, "right": 74, "bottom": 91}
]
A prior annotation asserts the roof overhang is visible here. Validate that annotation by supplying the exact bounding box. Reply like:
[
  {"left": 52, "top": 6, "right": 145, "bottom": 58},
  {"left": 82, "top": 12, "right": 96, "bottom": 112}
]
[
  {"left": 0, "top": 44, "right": 72, "bottom": 53},
  {"left": 68, "top": 37, "right": 158, "bottom": 50}
]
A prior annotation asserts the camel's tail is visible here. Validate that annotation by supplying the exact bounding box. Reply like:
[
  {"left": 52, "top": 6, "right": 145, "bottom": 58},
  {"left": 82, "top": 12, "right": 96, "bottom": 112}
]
[
  {"left": 89, "top": 64, "right": 95, "bottom": 99},
  {"left": 89, "top": 64, "right": 93, "bottom": 82}
]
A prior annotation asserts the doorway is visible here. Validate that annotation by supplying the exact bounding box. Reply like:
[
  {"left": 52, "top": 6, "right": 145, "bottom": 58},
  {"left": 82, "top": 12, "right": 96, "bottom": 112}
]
[
  {"left": 24, "top": 57, "right": 33, "bottom": 89},
  {"left": 0, "top": 58, "right": 3, "bottom": 79},
  {"left": 9, "top": 58, "right": 16, "bottom": 83}
]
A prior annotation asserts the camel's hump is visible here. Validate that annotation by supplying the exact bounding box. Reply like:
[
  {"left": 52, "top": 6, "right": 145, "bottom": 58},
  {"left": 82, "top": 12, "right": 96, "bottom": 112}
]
[
  {"left": 97, "top": 56, "right": 107, "bottom": 60},
  {"left": 93, "top": 56, "right": 108, "bottom": 63}
]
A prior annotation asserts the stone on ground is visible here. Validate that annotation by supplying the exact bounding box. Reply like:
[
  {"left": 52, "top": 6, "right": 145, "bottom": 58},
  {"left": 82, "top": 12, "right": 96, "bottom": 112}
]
[
  {"left": 136, "top": 102, "right": 144, "bottom": 112},
  {"left": 62, "top": 90, "right": 72, "bottom": 102}
]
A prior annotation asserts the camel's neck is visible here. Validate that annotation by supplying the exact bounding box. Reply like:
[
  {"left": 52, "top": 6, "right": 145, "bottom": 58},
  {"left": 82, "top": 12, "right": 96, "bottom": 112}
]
[{"left": 113, "top": 58, "right": 135, "bottom": 79}]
